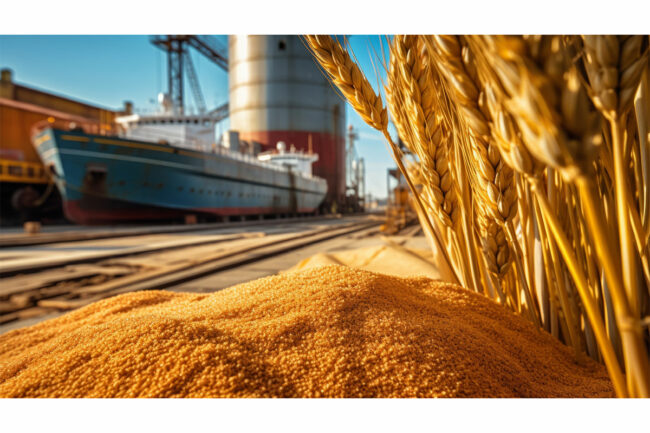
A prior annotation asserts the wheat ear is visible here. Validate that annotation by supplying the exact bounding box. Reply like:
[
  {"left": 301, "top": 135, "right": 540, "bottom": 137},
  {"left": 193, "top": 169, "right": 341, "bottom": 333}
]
[
  {"left": 389, "top": 35, "right": 459, "bottom": 229},
  {"left": 385, "top": 54, "right": 411, "bottom": 145},
  {"left": 581, "top": 36, "right": 648, "bottom": 121},
  {"left": 303, "top": 35, "right": 388, "bottom": 131},
  {"left": 304, "top": 34, "right": 461, "bottom": 285},
  {"left": 430, "top": 35, "right": 517, "bottom": 278}
]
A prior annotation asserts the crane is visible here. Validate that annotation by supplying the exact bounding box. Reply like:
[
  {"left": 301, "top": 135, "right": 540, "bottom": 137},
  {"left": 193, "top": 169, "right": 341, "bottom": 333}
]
[
  {"left": 150, "top": 35, "right": 228, "bottom": 115},
  {"left": 183, "top": 52, "right": 206, "bottom": 114}
]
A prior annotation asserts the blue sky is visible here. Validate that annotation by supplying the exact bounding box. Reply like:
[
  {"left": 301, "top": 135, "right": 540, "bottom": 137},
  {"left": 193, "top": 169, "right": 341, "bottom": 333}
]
[{"left": 0, "top": 35, "right": 394, "bottom": 198}]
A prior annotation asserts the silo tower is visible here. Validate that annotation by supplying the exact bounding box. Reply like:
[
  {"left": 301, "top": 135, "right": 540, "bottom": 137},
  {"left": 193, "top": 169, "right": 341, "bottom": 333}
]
[{"left": 228, "top": 35, "right": 346, "bottom": 209}]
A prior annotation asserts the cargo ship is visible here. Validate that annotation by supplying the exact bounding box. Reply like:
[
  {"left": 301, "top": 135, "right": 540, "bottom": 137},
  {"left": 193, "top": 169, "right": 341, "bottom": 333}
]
[{"left": 32, "top": 110, "right": 327, "bottom": 225}]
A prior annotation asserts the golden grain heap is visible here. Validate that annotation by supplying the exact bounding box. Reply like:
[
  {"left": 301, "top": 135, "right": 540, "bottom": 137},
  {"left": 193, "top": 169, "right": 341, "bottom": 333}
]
[
  {"left": 0, "top": 266, "right": 612, "bottom": 398},
  {"left": 304, "top": 35, "right": 650, "bottom": 398}
]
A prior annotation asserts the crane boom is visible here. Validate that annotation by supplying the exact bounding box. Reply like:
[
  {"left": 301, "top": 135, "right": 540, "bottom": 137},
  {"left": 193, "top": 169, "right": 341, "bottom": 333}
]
[
  {"left": 186, "top": 35, "right": 228, "bottom": 71},
  {"left": 209, "top": 102, "right": 229, "bottom": 120}
]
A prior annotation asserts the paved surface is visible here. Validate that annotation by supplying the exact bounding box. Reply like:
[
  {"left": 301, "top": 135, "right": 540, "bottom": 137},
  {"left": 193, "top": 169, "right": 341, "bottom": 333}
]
[
  {"left": 0, "top": 215, "right": 391, "bottom": 334},
  {"left": 0, "top": 228, "right": 427, "bottom": 335},
  {"left": 169, "top": 232, "right": 429, "bottom": 293},
  {"left": 0, "top": 217, "right": 369, "bottom": 274}
]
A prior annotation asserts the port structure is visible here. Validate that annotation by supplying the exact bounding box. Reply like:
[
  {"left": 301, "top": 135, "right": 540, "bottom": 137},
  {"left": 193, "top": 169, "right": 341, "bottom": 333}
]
[
  {"left": 150, "top": 35, "right": 228, "bottom": 115},
  {"left": 345, "top": 125, "right": 365, "bottom": 212}
]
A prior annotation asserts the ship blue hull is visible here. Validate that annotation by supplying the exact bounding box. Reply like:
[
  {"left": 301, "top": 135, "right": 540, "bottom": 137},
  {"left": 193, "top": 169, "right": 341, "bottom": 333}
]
[{"left": 33, "top": 128, "right": 327, "bottom": 224}]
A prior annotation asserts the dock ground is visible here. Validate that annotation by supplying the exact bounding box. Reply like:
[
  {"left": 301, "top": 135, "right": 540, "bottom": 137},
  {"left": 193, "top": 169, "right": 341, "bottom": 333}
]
[{"left": 0, "top": 214, "right": 426, "bottom": 334}]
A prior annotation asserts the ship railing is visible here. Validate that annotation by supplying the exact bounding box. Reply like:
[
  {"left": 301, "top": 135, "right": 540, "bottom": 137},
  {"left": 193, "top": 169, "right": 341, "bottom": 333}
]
[
  {"left": 120, "top": 126, "right": 212, "bottom": 150},
  {"left": 40, "top": 120, "right": 319, "bottom": 181},
  {"left": 122, "top": 127, "right": 318, "bottom": 179},
  {"left": 212, "top": 146, "right": 317, "bottom": 179}
]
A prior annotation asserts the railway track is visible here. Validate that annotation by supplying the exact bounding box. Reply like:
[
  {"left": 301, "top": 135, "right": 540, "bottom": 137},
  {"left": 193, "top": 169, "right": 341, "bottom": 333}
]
[
  {"left": 0, "top": 214, "right": 353, "bottom": 249},
  {"left": 0, "top": 217, "right": 380, "bottom": 328}
]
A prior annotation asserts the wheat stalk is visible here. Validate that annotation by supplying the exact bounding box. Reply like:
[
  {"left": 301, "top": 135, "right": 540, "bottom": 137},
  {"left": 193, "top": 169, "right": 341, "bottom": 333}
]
[
  {"left": 471, "top": 34, "right": 650, "bottom": 397},
  {"left": 304, "top": 34, "right": 462, "bottom": 285},
  {"left": 305, "top": 34, "right": 650, "bottom": 398},
  {"left": 580, "top": 35, "right": 650, "bottom": 396}
]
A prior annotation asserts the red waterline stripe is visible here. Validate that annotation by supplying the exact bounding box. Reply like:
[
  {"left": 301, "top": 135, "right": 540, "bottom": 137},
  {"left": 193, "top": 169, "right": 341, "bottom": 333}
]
[{"left": 63, "top": 201, "right": 316, "bottom": 225}]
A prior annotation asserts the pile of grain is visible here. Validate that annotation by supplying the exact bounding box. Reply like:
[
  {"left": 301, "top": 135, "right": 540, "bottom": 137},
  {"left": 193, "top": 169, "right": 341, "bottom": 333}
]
[{"left": 0, "top": 265, "right": 613, "bottom": 398}]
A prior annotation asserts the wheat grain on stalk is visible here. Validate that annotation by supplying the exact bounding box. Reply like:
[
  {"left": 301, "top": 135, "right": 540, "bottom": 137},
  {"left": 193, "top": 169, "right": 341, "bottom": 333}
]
[{"left": 304, "top": 34, "right": 650, "bottom": 398}]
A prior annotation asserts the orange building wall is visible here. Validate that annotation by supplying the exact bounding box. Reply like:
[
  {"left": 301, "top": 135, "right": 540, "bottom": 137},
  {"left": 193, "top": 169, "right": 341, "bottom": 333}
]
[
  {"left": 11, "top": 85, "right": 115, "bottom": 123},
  {"left": 0, "top": 72, "right": 120, "bottom": 184},
  {"left": 0, "top": 103, "right": 50, "bottom": 162}
]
